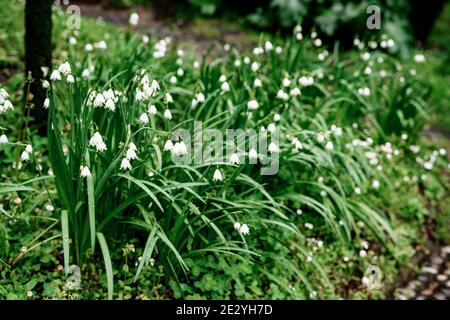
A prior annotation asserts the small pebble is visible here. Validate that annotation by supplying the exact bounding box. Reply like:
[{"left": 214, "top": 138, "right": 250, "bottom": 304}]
[
  {"left": 433, "top": 293, "right": 446, "bottom": 300},
  {"left": 421, "top": 266, "right": 438, "bottom": 274},
  {"left": 431, "top": 256, "right": 444, "bottom": 265},
  {"left": 416, "top": 296, "right": 426, "bottom": 300},
  {"left": 436, "top": 274, "right": 447, "bottom": 282}
]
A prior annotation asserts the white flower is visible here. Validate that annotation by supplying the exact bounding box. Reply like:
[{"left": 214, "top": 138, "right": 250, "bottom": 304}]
[
  {"left": 21, "top": 151, "right": 30, "bottom": 161},
  {"left": 172, "top": 141, "right": 188, "bottom": 156},
  {"left": 165, "top": 93, "right": 173, "bottom": 104},
  {"left": 150, "top": 80, "right": 160, "bottom": 92},
  {"left": 212, "top": 169, "right": 223, "bottom": 182},
  {"left": 267, "top": 123, "right": 277, "bottom": 133},
  {"left": 358, "top": 87, "right": 371, "bottom": 96},
  {"left": 264, "top": 41, "right": 273, "bottom": 51},
  {"left": 163, "top": 109, "right": 172, "bottom": 120},
  {"left": 191, "top": 98, "right": 198, "bottom": 109},
  {"left": 129, "top": 12, "right": 139, "bottom": 26},
  {"left": 120, "top": 158, "right": 132, "bottom": 171},
  {"left": 0, "top": 134, "right": 8, "bottom": 144},
  {"left": 234, "top": 59, "right": 241, "bottom": 67},
  {"left": 291, "top": 138, "right": 303, "bottom": 150},
  {"left": 282, "top": 77, "right": 291, "bottom": 87},
  {"left": 247, "top": 100, "right": 259, "bottom": 110},
  {"left": 221, "top": 81, "right": 230, "bottom": 92},
  {"left": 239, "top": 224, "right": 249, "bottom": 235},
  {"left": 58, "top": 61, "right": 72, "bottom": 76},
  {"left": 298, "top": 76, "right": 314, "bottom": 86},
  {"left": 66, "top": 75, "right": 75, "bottom": 84},
  {"left": 219, "top": 75, "right": 227, "bottom": 83},
  {"left": 325, "top": 141, "right": 334, "bottom": 150},
  {"left": 148, "top": 104, "right": 157, "bottom": 115},
  {"left": 43, "top": 98, "right": 50, "bottom": 109},
  {"left": 93, "top": 93, "right": 105, "bottom": 107},
  {"left": 355, "top": 187, "right": 361, "bottom": 195},
  {"left": 276, "top": 89, "right": 289, "bottom": 100},
  {"left": 193, "top": 61, "right": 200, "bottom": 69},
  {"left": 126, "top": 148, "right": 137, "bottom": 160},
  {"left": 46, "top": 204, "right": 55, "bottom": 211},
  {"left": 80, "top": 166, "right": 91, "bottom": 178},
  {"left": 229, "top": 153, "right": 240, "bottom": 165},
  {"left": 424, "top": 162, "right": 433, "bottom": 170},
  {"left": 169, "top": 76, "right": 177, "bottom": 84},
  {"left": 273, "top": 114, "right": 281, "bottom": 122},
  {"left": 129, "top": 142, "right": 137, "bottom": 151},
  {"left": 251, "top": 62, "right": 259, "bottom": 72},
  {"left": 414, "top": 54, "right": 425, "bottom": 63},
  {"left": 81, "top": 69, "right": 91, "bottom": 78},
  {"left": 105, "top": 98, "right": 116, "bottom": 112},
  {"left": 290, "top": 87, "right": 301, "bottom": 96},
  {"left": 139, "top": 113, "right": 149, "bottom": 124},
  {"left": 253, "top": 78, "right": 262, "bottom": 87},
  {"left": 96, "top": 40, "right": 107, "bottom": 49},
  {"left": 275, "top": 46, "right": 282, "bottom": 54},
  {"left": 359, "top": 250, "right": 367, "bottom": 257},
  {"left": 196, "top": 93, "right": 205, "bottom": 103},
  {"left": 249, "top": 148, "right": 258, "bottom": 159},
  {"left": 268, "top": 142, "right": 279, "bottom": 153},
  {"left": 89, "top": 132, "right": 107, "bottom": 152},
  {"left": 50, "top": 70, "right": 62, "bottom": 81},
  {"left": 233, "top": 222, "right": 241, "bottom": 230},
  {"left": 372, "top": 180, "right": 380, "bottom": 189},
  {"left": 164, "top": 140, "right": 174, "bottom": 151},
  {"left": 25, "top": 144, "right": 33, "bottom": 153}
]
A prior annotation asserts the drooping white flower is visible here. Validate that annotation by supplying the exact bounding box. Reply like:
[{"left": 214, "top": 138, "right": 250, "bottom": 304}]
[
  {"left": 298, "top": 76, "right": 314, "bottom": 86},
  {"left": 233, "top": 222, "right": 241, "bottom": 230},
  {"left": 251, "top": 62, "right": 259, "bottom": 72},
  {"left": 282, "top": 77, "right": 291, "bottom": 87},
  {"left": 163, "top": 109, "right": 172, "bottom": 120},
  {"left": 355, "top": 187, "right": 361, "bottom": 195},
  {"left": 25, "top": 144, "right": 33, "bottom": 153},
  {"left": 43, "top": 98, "right": 50, "bottom": 109},
  {"left": 414, "top": 54, "right": 425, "bottom": 63},
  {"left": 66, "top": 74, "right": 75, "bottom": 84},
  {"left": 229, "top": 153, "right": 240, "bottom": 165},
  {"left": 165, "top": 93, "right": 173, "bottom": 104},
  {"left": 50, "top": 70, "right": 62, "bottom": 81},
  {"left": 268, "top": 142, "right": 279, "bottom": 154},
  {"left": 164, "top": 140, "right": 174, "bottom": 151},
  {"left": 219, "top": 75, "right": 227, "bottom": 83},
  {"left": 80, "top": 166, "right": 91, "bottom": 178},
  {"left": 93, "top": 93, "right": 106, "bottom": 107},
  {"left": 0, "top": 134, "right": 8, "bottom": 144},
  {"left": 191, "top": 98, "right": 198, "bottom": 109},
  {"left": 273, "top": 114, "right": 281, "bottom": 122},
  {"left": 126, "top": 148, "right": 137, "bottom": 160},
  {"left": 372, "top": 180, "right": 380, "bottom": 189},
  {"left": 267, "top": 123, "right": 277, "bottom": 133},
  {"left": 21, "top": 151, "right": 30, "bottom": 161},
  {"left": 196, "top": 93, "right": 205, "bottom": 103},
  {"left": 212, "top": 168, "right": 223, "bottom": 182},
  {"left": 291, "top": 138, "right": 303, "bottom": 150},
  {"left": 276, "top": 89, "right": 289, "bottom": 100},
  {"left": 120, "top": 158, "right": 132, "bottom": 171},
  {"left": 239, "top": 224, "right": 249, "bottom": 235},
  {"left": 249, "top": 148, "right": 258, "bottom": 159},
  {"left": 247, "top": 100, "right": 259, "bottom": 110},
  {"left": 358, "top": 87, "right": 371, "bottom": 96},
  {"left": 148, "top": 104, "right": 157, "bottom": 115},
  {"left": 325, "top": 141, "right": 334, "bottom": 150},
  {"left": 139, "top": 113, "right": 149, "bottom": 124},
  {"left": 264, "top": 41, "right": 273, "bottom": 51},
  {"left": 58, "top": 61, "right": 72, "bottom": 76},
  {"left": 169, "top": 76, "right": 177, "bottom": 84},
  {"left": 171, "top": 141, "right": 188, "bottom": 156},
  {"left": 129, "top": 12, "right": 139, "bottom": 26},
  {"left": 129, "top": 142, "right": 137, "bottom": 151},
  {"left": 89, "top": 132, "right": 107, "bottom": 152},
  {"left": 221, "top": 81, "right": 230, "bottom": 92},
  {"left": 253, "top": 78, "right": 262, "bottom": 87},
  {"left": 105, "top": 98, "right": 116, "bottom": 112}
]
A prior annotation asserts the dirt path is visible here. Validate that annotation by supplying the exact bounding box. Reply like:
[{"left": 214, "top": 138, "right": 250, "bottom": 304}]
[{"left": 68, "top": 1, "right": 257, "bottom": 52}]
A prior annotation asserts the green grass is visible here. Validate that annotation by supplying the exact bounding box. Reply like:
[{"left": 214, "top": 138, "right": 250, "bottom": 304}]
[{"left": 0, "top": 0, "right": 449, "bottom": 300}]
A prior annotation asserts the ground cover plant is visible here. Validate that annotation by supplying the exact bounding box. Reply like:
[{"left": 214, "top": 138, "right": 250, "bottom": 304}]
[{"left": 0, "top": 0, "right": 449, "bottom": 300}]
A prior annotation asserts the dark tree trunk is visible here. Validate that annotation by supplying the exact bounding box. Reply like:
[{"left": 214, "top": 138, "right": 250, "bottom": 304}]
[
  {"left": 25, "top": 0, "right": 52, "bottom": 136},
  {"left": 409, "top": 0, "right": 448, "bottom": 43}
]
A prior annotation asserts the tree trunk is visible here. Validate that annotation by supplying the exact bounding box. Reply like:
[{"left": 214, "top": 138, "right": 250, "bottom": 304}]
[{"left": 25, "top": 0, "right": 52, "bottom": 136}]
